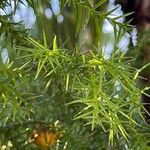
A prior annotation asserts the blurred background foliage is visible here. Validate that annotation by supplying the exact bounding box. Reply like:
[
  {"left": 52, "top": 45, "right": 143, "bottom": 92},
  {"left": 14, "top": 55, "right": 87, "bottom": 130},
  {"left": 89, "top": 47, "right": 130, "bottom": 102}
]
[{"left": 0, "top": 0, "right": 150, "bottom": 150}]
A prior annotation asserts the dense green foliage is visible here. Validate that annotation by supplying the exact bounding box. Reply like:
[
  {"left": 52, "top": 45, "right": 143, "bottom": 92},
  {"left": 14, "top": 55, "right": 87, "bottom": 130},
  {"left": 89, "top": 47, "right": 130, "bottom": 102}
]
[{"left": 0, "top": 0, "right": 150, "bottom": 150}]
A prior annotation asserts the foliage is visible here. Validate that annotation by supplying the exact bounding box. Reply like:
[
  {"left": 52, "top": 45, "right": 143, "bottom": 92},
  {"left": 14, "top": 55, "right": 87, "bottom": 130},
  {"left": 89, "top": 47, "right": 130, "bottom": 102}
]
[{"left": 0, "top": 0, "right": 150, "bottom": 150}]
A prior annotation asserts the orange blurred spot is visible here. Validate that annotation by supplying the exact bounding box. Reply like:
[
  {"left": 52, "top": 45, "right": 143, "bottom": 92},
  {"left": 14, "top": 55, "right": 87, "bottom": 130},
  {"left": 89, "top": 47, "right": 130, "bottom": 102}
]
[
  {"left": 46, "top": 132, "right": 58, "bottom": 145},
  {"left": 31, "top": 130, "right": 58, "bottom": 148}
]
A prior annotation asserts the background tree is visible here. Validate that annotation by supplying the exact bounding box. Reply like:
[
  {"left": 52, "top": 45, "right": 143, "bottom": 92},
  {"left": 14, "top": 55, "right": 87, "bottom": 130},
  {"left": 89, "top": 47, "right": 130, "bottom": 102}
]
[
  {"left": 0, "top": 0, "right": 149, "bottom": 150},
  {"left": 115, "top": 0, "right": 150, "bottom": 122}
]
